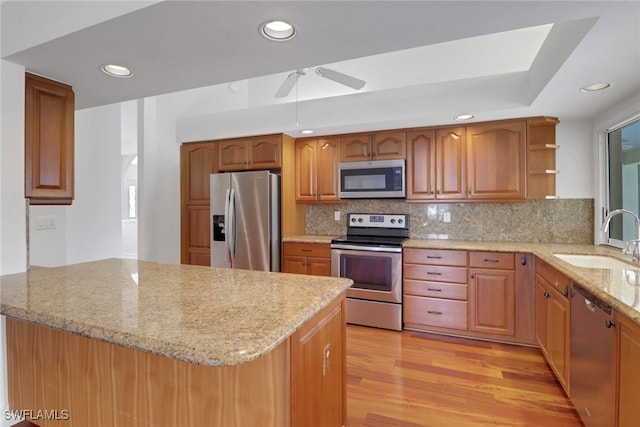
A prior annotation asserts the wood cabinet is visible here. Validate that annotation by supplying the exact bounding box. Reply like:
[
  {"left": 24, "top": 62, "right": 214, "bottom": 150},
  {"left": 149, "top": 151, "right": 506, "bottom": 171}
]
[
  {"left": 469, "top": 252, "right": 515, "bottom": 336},
  {"left": 527, "top": 117, "right": 560, "bottom": 200},
  {"left": 295, "top": 138, "right": 340, "bottom": 202},
  {"left": 340, "top": 130, "right": 405, "bottom": 161},
  {"left": 618, "top": 314, "right": 640, "bottom": 427},
  {"left": 218, "top": 134, "right": 281, "bottom": 171},
  {"left": 466, "top": 120, "right": 526, "bottom": 201},
  {"left": 180, "top": 141, "right": 218, "bottom": 265},
  {"left": 535, "top": 258, "right": 571, "bottom": 394},
  {"left": 282, "top": 242, "right": 332, "bottom": 276},
  {"left": 403, "top": 248, "right": 469, "bottom": 331},
  {"left": 406, "top": 127, "right": 465, "bottom": 201},
  {"left": 25, "top": 72, "right": 75, "bottom": 204},
  {"left": 290, "top": 296, "right": 346, "bottom": 426}
]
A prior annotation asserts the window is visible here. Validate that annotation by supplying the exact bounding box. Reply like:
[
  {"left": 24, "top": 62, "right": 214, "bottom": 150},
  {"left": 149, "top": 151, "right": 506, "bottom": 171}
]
[{"left": 605, "top": 117, "right": 640, "bottom": 245}]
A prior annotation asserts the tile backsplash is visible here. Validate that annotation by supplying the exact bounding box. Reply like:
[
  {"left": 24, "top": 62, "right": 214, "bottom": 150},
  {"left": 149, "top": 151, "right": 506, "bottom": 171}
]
[{"left": 306, "top": 199, "right": 594, "bottom": 244}]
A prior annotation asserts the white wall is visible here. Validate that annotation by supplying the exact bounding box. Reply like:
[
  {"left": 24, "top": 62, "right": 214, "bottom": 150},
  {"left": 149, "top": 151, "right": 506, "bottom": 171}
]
[{"left": 556, "top": 119, "right": 595, "bottom": 199}]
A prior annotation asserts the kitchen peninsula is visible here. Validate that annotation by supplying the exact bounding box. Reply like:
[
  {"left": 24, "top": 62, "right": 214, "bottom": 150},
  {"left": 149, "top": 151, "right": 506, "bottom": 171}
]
[{"left": 0, "top": 259, "right": 353, "bottom": 426}]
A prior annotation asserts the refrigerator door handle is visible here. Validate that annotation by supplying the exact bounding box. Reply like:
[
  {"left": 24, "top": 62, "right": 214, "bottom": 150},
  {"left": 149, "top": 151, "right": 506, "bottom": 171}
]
[{"left": 226, "top": 188, "right": 236, "bottom": 265}]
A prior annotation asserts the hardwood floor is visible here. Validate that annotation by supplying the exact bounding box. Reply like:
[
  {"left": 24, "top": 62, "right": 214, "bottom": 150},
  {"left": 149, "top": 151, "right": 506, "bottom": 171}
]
[{"left": 346, "top": 325, "right": 584, "bottom": 427}]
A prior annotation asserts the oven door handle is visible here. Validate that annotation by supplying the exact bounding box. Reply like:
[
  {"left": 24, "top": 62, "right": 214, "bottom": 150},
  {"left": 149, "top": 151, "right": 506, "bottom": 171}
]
[{"left": 330, "top": 243, "right": 402, "bottom": 253}]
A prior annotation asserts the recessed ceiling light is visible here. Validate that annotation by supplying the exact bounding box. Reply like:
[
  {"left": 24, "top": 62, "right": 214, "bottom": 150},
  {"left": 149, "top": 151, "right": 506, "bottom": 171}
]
[
  {"left": 101, "top": 64, "right": 133, "bottom": 78},
  {"left": 454, "top": 114, "right": 474, "bottom": 121},
  {"left": 300, "top": 129, "right": 314, "bottom": 135},
  {"left": 259, "top": 20, "right": 296, "bottom": 41},
  {"left": 580, "top": 82, "right": 611, "bottom": 92}
]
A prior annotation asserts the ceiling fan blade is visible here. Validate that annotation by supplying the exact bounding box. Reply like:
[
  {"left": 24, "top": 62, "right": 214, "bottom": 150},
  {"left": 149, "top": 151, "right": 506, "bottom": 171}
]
[
  {"left": 315, "top": 67, "right": 366, "bottom": 90},
  {"left": 275, "top": 71, "right": 300, "bottom": 98}
]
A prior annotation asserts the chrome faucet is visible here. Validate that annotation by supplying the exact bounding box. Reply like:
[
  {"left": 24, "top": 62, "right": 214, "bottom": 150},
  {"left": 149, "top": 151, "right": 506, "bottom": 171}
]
[{"left": 602, "top": 208, "right": 640, "bottom": 261}]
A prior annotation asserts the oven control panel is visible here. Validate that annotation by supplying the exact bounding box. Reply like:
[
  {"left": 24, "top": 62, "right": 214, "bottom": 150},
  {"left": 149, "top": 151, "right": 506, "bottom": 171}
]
[{"left": 347, "top": 213, "right": 408, "bottom": 229}]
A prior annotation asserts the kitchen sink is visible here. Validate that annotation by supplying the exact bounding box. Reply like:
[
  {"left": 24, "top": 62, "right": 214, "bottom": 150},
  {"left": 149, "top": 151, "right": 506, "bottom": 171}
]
[{"left": 552, "top": 253, "right": 636, "bottom": 270}]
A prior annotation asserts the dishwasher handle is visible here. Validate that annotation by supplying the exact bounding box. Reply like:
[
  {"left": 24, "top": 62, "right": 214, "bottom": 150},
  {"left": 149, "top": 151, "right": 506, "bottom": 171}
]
[{"left": 572, "top": 282, "right": 614, "bottom": 317}]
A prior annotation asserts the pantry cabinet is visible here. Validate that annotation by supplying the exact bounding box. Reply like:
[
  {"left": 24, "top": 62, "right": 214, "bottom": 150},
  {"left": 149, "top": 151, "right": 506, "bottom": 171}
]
[
  {"left": 295, "top": 138, "right": 340, "bottom": 202},
  {"left": 282, "top": 243, "right": 332, "bottom": 276},
  {"left": 340, "top": 130, "right": 405, "bottom": 162},
  {"left": 466, "top": 120, "right": 526, "bottom": 201},
  {"left": 618, "top": 314, "right": 640, "bottom": 427},
  {"left": 218, "top": 134, "right": 281, "bottom": 171},
  {"left": 406, "top": 127, "right": 465, "bottom": 201},
  {"left": 180, "top": 141, "right": 218, "bottom": 266},
  {"left": 535, "top": 258, "right": 571, "bottom": 394},
  {"left": 25, "top": 72, "right": 75, "bottom": 204}
]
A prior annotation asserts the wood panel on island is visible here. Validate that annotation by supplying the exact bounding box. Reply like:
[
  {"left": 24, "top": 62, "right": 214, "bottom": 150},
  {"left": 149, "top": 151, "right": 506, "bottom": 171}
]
[{"left": 25, "top": 72, "right": 75, "bottom": 205}]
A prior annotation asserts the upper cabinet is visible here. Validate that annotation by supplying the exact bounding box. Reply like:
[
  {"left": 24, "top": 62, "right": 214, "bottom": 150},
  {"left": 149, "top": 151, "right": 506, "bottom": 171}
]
[
  {"left": 466, "top": 120, "right": 526, "bottom": 201},
  {"left": 295, "top": 138, "right": 340, "bottom": 203},
  {"left": 218, "top": 134, "right": 281, "bottom": 171},
  {"left": 25, "top": 72, "right": 75, "bottom": 205},
  {"left": 340, "top": 130, "right": 405, "bottom": 162},
  {"left": 406, "top": 127, "right": 465, "bottom": 201},
  {"left": 527, "top": 117, "right": 560, "bottom": 199}
]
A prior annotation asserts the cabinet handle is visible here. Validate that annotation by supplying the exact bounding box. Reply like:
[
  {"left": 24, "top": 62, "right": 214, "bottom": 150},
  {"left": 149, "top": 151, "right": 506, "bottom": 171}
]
[
  {"left": 605, "top": 319, "right": 616, "bottom": 328},
  {"left": 427, "top": 272, "right": 442, "bottom": 276},
  {"left": 427, "top": 288, "right": 442, "bottom": 292},
  {"left": 437, "top": 190, "right": 441, "bottom": 195},
  {"left": 371, "top": 152, "right": 376, "bottom": 157},
  {"left": 301, "top": 248, "right": 312, "bottom": 252},
  {"left": 543, "top": 290, "right": 551, "bottom": 298},
  {"left": 562, "top": 286, "right": 569, "bottom": 298},
  {"left": 426, "top": 256, "right": 441, "bottom": 259},
  {"left": 427, "top": 310, "right": 443, "bottom": 315},
  {"left": 483, "top": 258, "right": 500, "bottom": 263},
  {"left": 521, "top": 256, "right": 527, "bottom": 265},
  {"left": 470, "top": 273, "right": 475, "bottom": 279}
]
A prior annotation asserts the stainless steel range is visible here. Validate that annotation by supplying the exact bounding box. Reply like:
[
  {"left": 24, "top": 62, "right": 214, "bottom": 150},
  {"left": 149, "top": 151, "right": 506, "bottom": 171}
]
[{"left": 331, "top": 213, "right": 409, "bottom": 331}]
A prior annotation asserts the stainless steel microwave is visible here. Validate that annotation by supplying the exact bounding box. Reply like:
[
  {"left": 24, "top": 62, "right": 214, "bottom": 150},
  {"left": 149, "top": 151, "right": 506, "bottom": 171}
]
[{"left": 338, "top": 159, "right": 406, "bottom": 199}]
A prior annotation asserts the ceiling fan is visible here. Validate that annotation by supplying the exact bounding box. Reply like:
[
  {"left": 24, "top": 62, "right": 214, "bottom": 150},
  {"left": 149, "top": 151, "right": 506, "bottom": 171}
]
[{"left": 275, "top": 67, "right": 366, "bottom": 98}]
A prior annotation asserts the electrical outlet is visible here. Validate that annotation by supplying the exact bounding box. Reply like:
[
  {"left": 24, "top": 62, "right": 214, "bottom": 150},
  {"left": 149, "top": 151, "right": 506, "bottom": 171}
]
[
  {"left": 443, "top": 212, "right": 451, "bottom": 223},
  {"left": 334, "top": 210, "right": 340, "bottom": 221}
]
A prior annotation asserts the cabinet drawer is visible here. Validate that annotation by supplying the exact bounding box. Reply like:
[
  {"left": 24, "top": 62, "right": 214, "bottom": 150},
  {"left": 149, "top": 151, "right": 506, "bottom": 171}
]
[
  {"left": 404, "top": 296, "right": 468, "bottom": 330},
  {"left": 404, "top": 264, "right": 468, "bottom": 283},
  {"left": 404, "top": 248, "right": 467, "bottom": 266},
  {"left": 283, "top": 242, "right": 330, "bottom": 258},
  {"left": 469, "top": 251, "right": 514, "bottom": 269},
  {"left": 536, "top": 257, "right": 571, "bottom": 293},
  {"left": 404, "top": 279, "right": 468, "bottom": 300}
]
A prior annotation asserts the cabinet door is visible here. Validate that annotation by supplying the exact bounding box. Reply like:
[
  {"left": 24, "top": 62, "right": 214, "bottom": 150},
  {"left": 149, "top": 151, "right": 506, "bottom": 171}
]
[
  {"left": 291, "top": 299, "right": 345, "bottom": 427},
  {"left": 372, "top": 130, "right": 406, "bottom": 160},
  {"left": 218, "top": 139, "right": 248, "bottom": 171},
  {"left": 469, "top": 269, "right": 515, "bottom": 336},
  {"left": 282, "top": 255, "right": 309, "bottom": 275},
  {"left": 249, "top": 135, "right": 281, "bottom": 169},
  {"left": 340, "top": 134, "right": 372, "bottom": 161},
  {"left": 25, "top": 72, "right": 75, "bottom": 204},
  {"left": 181, "top": 143, "right": 218, "bottom": 203},
  {"left": 436, "top": 127, "right": 466, "bottom": 200},
  {"left": 295, "top": 140, "right": 317, "bottom": 201},
  {"left": 546, "top": 287, "right": 570, "bottom": 393},
  {"left": 466, "top": 121, "right": 526, "bottom": 200},
  {"left": 619, "top": 317, "right": 640, "bottom": 427},
  {"left": 307, "top": 257, "right": 332, "bottom": 277},
  {"left": 185, "top": 205, "right": 211, "bottom": 266},
  {"left": 406, "top": 129, "right": 436, "bottom": 200},
  {"left": 535, "top": 277, "right": 549, "bottom": 354},
  {"left": 316, "top": 138, "right": 340, "bottom": 201}
]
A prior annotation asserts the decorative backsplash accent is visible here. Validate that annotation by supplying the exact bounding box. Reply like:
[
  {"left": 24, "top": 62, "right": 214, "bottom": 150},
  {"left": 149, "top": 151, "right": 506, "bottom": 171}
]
[{"left": 306, "top": 199, "right": 594, "bottom": 244}]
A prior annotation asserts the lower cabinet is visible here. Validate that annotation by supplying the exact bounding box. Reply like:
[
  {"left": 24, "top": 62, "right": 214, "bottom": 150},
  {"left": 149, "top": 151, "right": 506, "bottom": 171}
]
[
  {"left": 535, "top": 258, "right": 571, "bottom": 394},
  {"left": 403, "top": 248, "right": 469, "bottom": 331},
  {"left": 469, "top": 252, "right": 515, "bottom": 336},
  {"left": 618, "top": 314, "right": 640, "bottom": 427},
  {"left": 282, "top": 242, "right": 331, "bottom": 276}
]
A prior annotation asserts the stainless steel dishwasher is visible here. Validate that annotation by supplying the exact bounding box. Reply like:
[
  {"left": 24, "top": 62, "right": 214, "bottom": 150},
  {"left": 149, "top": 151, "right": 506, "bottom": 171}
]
[{"left": 570, "top": 283, "right": 616, "bottom": 427}]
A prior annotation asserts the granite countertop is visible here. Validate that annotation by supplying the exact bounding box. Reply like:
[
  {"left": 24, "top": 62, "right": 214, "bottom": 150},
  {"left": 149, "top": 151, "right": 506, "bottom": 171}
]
[
  {"left": 404, "top": 239, "right": 640, "bottom": 324},
  {"left": 0, "top": 259, "right": 353, "bottom": 367},
  {"left": 283, "top": 235, "right": 337, "bottom": 244}
]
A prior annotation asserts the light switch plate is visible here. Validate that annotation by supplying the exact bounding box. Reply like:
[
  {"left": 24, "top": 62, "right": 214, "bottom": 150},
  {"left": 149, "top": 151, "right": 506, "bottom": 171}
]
[{"left": 334, "top": 211, "right": 340, "bottom": 221}]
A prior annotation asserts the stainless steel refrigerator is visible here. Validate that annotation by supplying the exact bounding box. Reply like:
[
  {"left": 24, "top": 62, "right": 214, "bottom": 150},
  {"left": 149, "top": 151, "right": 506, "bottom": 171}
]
[{"left": 210, "top": 170, "right": 280, "bottom": 271}]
